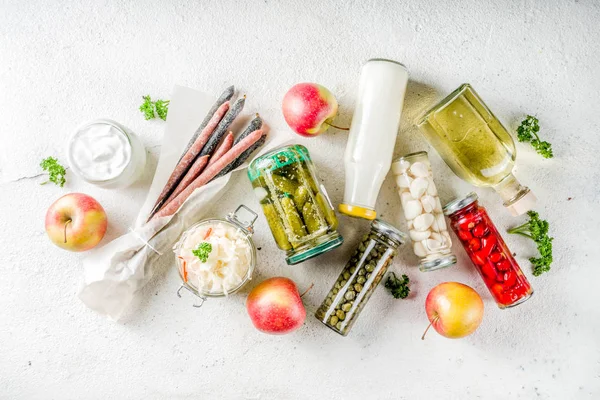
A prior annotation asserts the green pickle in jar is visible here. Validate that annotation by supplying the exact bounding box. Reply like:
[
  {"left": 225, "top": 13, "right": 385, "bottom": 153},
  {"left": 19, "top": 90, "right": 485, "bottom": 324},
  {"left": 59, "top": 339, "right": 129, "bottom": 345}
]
[
  {"left": 315, "top": 220, "right": 406, "bottom": 336},
  {"left": 248, "top": 144, "right": 343, "bottom": 265}
]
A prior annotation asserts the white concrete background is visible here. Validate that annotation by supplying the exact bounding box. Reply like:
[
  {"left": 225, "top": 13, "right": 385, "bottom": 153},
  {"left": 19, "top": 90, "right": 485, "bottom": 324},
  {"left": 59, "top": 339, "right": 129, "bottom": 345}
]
[{"left": 1, "top": 0, "right": 599, "bottom": 399}]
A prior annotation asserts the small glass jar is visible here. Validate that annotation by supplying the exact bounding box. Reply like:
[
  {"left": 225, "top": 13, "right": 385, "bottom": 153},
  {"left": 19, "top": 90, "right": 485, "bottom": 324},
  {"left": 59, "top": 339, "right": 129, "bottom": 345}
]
[
  {"left": 173, "top": 205, "right": 258, "bottom": 307},
  {"left": 392, "top": 151, "right": 456, "bottom": 272},
  {"left": 248, "top": 144, "right": 343, "bottom": 265},
  {"left": 315, "top": 220, "right": 406, "bottom": 336},
  {"left": 67, "top": 119, "right": 146, "bottom": 189},
  {"left": 443, "top": 193, "right": 533, "bottom": 308}
]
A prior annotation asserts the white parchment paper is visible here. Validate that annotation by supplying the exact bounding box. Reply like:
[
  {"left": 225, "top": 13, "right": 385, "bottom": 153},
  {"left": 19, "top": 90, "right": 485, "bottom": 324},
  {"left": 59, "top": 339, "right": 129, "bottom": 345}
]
[{"left": 78, "top": 85, "right": 286, "bottom": 320}]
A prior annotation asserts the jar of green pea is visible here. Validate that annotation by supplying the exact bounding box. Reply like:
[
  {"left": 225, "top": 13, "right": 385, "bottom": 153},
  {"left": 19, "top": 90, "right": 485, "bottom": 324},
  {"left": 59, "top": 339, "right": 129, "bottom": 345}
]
[{"left": 315, "top": 220, "right": 406, "bottom": 336}]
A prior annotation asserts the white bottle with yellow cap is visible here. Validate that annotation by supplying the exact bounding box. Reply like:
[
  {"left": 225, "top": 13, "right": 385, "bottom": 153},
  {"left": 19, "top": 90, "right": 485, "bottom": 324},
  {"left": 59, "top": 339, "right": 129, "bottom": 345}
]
[{"left": 339, "top": 59, "right": 409, "bottom": 220}]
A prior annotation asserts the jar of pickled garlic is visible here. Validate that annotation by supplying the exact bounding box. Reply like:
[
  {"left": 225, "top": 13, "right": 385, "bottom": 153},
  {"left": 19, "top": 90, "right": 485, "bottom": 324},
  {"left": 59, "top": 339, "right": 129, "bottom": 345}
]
[
  {"left": 392, "top": 151, "right": 456, "bottom": 272},
  {"left": 173, "top": 205, "right": 258, "bottom": 307},
  {"left": 315, "top": 220, "right": 406, "bottom": 336},
  {"left": 247, "top": 144, "right": 343, "bottom": 265},
  {"left": 443, "top": 193, "right": 533, "bottom": 308}
]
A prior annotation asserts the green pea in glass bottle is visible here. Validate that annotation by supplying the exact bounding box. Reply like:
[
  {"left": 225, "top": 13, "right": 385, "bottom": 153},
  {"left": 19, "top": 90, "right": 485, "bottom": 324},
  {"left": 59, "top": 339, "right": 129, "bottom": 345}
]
[{"left": 417, "top": 84, "right": 536, "bottom": 216}]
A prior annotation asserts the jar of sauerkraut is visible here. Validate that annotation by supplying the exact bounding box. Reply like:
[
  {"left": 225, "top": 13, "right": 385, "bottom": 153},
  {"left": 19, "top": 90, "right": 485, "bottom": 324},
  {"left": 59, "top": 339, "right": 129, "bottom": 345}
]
[{"left": 173, "top": 205, "right": 258, "bottom": 307}]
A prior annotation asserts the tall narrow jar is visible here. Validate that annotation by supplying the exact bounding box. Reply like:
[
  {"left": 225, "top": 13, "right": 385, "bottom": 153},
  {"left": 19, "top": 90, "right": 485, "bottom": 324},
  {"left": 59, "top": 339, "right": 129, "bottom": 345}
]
[
  {"left": 444, "top": 192, "right": 533, "bottom": 308},
  {"left": 417, "top": 84, "right": 536, "bottom": 216},
  {"left": 315, "top": 220, "right": 406, "bottom": 336},
  {"left": 392, "top": 151, "right": 456, "bottom": 271},
  {"left": 339, "top": 59, "right": 409, "bottom": 220}
]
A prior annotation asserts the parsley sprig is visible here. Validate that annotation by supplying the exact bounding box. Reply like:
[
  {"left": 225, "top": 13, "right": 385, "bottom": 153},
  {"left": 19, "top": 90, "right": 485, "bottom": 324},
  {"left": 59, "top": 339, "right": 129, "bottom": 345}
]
[
  {"left": 516, "top": 115, "right": 553, "bottom": 159},
  {"left": 140, "top": 95, "right": 170, "bottom": 121},
  {"left": 385, "top": 272, "right": 410, "bottom": 299},
  {"left": 40, "top": 157, "right": 67, "bottom": 187},
  {"left": 192, "top": 242, "right": 212, "bottom": 262},
  {"left": 508, "top": 210, "right": 553, "bottom": 276}
]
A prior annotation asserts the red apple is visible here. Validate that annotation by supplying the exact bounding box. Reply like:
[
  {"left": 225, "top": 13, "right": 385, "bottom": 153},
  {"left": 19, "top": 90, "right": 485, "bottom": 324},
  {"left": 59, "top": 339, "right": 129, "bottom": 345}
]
[
  {"left": 45, "top": 193, "right": 107, "bottom": 252},
  {"left": 423, "top": 282, "right": 484, "bottom": 340},
  {"left": 282, "top": 83, "right": 340, "bottom": 137},
  {"left": 246, "top": 277, "right": 306, "bottom": 334}
]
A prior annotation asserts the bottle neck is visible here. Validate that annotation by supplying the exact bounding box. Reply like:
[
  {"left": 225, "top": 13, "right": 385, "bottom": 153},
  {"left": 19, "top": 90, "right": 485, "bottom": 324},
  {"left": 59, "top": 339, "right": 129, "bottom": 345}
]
[{"left": 492, "top": 173, "right": 530, "bottom": 207}]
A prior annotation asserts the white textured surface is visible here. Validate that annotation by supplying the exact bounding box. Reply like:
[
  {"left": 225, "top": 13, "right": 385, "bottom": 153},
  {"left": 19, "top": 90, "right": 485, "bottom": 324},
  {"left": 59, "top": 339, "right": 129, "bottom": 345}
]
[{"left": 1, "top": 1, "right": 599, "bottom": 399}]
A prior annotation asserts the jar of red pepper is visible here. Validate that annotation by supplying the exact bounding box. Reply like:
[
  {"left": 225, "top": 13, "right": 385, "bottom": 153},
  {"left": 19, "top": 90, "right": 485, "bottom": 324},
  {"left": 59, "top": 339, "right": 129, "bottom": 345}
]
[{"left": 443, "top": 192, "right": 533, "bottom": 308}]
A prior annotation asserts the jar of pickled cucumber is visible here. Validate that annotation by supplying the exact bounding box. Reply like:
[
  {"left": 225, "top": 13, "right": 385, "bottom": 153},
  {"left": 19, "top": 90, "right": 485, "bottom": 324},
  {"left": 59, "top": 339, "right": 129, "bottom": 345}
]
[
  {"left": 315, "top": 220, "right": 406, "bottom": 336},
  {"left": 247, "top": 144, "right": 343, "bottom": 265}
]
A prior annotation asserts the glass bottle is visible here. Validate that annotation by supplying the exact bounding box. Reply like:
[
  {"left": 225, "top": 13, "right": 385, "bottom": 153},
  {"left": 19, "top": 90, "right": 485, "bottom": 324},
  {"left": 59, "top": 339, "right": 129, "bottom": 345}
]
[
  {"left": 444, "top": 192, "right": 533, "bottom": 308},
  {"left": 248, "top": 144, "right": 343, "bottom": 265},
  {"left": 315, "top": 220, "right": 406, "bottom": 336},
  {"left": 339, "top": 59, "right": 409, "bottom": 220},
  {"left": 417, "top": 84, "right": 536, "bottom": 216},
  {"left": 391, "top": 151, "right": 456, "bottom": 271}
]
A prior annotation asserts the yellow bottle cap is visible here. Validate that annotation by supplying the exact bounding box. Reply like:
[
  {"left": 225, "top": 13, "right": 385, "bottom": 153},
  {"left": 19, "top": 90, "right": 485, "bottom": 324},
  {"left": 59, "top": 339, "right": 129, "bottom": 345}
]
[{"left": 339, "top": 204, "right": 377, "bottom": 220}]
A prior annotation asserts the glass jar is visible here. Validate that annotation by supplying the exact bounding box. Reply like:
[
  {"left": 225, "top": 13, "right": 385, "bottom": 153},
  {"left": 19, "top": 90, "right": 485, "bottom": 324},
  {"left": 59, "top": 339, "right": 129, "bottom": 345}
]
[
  {"left": 392, "top": 151, "right": 456, "bottom": 272},
  {"left": 248, "top": 144, "right": 343, "bottom": 265},
  {"left": 443, "top": 193, "right": 533, "bottom": 308},
  {"left": 417, "top": 84, "right": 536, "bottom": 216},
  {"left": 315, "top": 220, "right": 406, "bottom": 336},
  {"left": 67, "top": 118, "right": 147, "bottom": 189},
  {"left": 173, "top": 205, "right": 258, "bottom": 307}
]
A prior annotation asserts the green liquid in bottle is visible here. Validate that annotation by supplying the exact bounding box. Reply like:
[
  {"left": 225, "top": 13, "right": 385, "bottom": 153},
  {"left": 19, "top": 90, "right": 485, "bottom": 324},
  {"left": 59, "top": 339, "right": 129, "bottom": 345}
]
[{"left": 417, "top": 84, "right": 535, "bottom": 215}]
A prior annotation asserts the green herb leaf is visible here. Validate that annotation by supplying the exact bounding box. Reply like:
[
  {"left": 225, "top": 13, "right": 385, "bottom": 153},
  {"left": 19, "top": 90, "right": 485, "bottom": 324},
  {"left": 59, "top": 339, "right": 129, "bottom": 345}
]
[
  {"left": 507, "top": 210, "right": 554, "bottom": 276},
  {"left": 516, "top": 115, "right": 554, "bottom": 158},
  {"left": 139, "top": 95, "right": 169, "bottom": 121},
  {"left": 192, "top": 242, "right": 212, "bottom": 262},
  {"left": 40, "top": 157, "right": 67, "bottom": 187},
  {"left": 155, "top": 99, "right": 170, "bottom": 121},
  {"left": 385, "top": 272, "right": 410, "bottom": 299}
]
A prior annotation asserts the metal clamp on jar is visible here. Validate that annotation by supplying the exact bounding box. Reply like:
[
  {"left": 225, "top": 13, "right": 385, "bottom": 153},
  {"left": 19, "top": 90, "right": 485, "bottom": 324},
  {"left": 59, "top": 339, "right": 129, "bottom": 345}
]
[
  {"left": 173, "top": 205, "right": 258, "bottom": 307},
  {"left": 248, "top": 144, "right": 343, "bottom": 265},
  {"left": 315, "top": 220, "right": 406, "bottom": 336}
]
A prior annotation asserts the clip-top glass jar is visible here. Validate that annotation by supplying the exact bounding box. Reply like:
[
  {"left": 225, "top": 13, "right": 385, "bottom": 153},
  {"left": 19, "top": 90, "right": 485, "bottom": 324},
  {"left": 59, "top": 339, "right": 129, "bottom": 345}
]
[
  {"left": 392, "top": 151, "right": 456, "bottom": 272},
  {"left": 443, "top": 193, "right": 533, "bottom": 308},
  {"left": 248, "top": 144, "right": 343, "bottom": 265},
  {"left": 315, "top": 220, "right": 406, "bottom": 336},
  {"left": 173, "top": 205, "right": 258, "bottom": 307}
]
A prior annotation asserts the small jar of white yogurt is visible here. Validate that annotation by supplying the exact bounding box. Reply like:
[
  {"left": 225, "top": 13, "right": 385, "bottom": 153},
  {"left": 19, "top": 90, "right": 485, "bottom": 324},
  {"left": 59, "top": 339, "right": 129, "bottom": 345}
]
[
  {"left": 173, "top": 205, "right": 258, "bottom": 307},
  {"left": 67, "top": 119, "right": 146, "bottom": 188}
]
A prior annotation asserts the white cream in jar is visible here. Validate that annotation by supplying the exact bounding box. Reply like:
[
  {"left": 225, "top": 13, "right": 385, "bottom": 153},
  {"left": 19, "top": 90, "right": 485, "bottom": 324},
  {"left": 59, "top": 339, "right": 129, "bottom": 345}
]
[
  {"left": 174, "top": 221, "right": 254, "bottom": 296},
  {"left": 67, "top": 119, "right": 146, "bottom": 188}
]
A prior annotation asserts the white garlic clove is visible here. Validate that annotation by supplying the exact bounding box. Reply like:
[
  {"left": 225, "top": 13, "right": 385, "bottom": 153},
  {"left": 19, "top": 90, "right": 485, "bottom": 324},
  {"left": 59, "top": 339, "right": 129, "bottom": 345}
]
[
  {"left": 404, "top": 200, "right": 423, "bottom": 220},
  {"left": 413, "top": 213, "right": 434, "bottom": 231},
  {"left": 410, "top": 229, "right": 431, "bottom": 242},
  {"left": 400, "top": 191, "right": 413, "bottom": 206},
  {"left": 441, "top": 231, "right": 453, "bottom": 246},
  {"left": 413, "top": 241, "right": 427, "bottom": 257},
  {"left": 425, "top": 239, "right": 443, "bottom": 252},
  {"left": 392, "top": 159, "right": 411, "bottom": 175},
  {"left": 409, "top": 177, "right": 429, "bottom": 199},
  {"left": 409, "top": 161, "right": 429, "bottom": 178},
  {"left": 396, "top": 174, "right": 413, "bottom": 188},
  {"left": 427, "top": 177, "right": 438, "bottom": 196},
  {"left": 430, "top": 232, "right": 443, "bottom": 242},
  {"left": 421, "top": 195, "right": 436, "bottom": 213},
  {"left": 434, "top": 196, "right": 443, "bottom": 212},
  {"left": 436, "top": 213, "right": 448, "bottom": 231}
]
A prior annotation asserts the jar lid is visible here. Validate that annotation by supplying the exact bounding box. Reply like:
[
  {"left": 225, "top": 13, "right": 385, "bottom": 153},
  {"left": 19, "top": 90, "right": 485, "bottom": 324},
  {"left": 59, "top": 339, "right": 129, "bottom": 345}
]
[
  {"left": 443, "top": 192, "right": 478, "bottom": 216},
  {"left": 371, "top": 219, "right": 406, "bottom": 245},
  {"left": 247, "top": 144, "right": 310, "bottom": 182}
]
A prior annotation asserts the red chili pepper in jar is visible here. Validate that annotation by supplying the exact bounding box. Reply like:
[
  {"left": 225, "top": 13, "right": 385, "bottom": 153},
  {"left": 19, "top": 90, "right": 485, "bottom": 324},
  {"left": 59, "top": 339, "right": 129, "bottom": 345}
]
[{"left": 443, "top": 192, "right": 534, "bottom": 309}]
